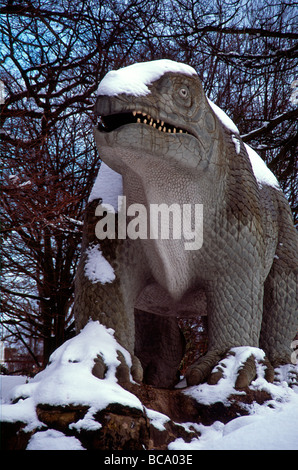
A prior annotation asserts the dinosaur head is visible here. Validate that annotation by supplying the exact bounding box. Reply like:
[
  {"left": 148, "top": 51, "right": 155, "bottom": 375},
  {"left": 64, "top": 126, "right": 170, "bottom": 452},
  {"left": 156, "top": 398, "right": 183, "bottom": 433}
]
[{"left": 93, "top": 60, "right": 221, "bottom": 175}]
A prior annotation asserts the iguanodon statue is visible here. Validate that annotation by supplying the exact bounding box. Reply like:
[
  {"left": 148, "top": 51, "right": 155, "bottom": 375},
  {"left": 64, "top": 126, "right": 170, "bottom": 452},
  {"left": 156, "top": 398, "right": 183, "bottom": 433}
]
[{"left": 74, "top": 59, "right": 297, "bottom": 389}]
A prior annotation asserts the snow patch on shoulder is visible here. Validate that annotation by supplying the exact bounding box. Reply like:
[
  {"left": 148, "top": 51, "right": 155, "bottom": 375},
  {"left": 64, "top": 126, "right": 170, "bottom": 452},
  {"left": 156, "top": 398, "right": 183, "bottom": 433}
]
[
  {"left": 207, "top": 99, "right": 280, "bottom": 189},
  {"left": 97, "top": 59, "right": 197, "bottom": 97},
  {"left": 89, "top": 161, "right": 123, "bottom": 211},
  {"left": 84, "top": 244, "right": 115, "bottom": 284}
]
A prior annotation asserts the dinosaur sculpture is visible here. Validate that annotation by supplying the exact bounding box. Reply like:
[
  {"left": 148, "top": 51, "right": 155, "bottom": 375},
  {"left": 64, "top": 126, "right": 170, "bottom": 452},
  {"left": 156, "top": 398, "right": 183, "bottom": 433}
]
[{"left": 74, "top": 60, "right": 297, "bottom": 389}]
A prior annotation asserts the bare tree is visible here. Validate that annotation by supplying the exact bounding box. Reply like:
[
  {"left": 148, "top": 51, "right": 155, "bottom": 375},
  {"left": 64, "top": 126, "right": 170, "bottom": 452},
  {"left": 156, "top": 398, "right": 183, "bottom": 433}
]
[
  {"left": 1, "top": 0, "right": 297, "bottom": 369},
  {"left": 1, "top": 0, "right": 161, "bottom": 364}
]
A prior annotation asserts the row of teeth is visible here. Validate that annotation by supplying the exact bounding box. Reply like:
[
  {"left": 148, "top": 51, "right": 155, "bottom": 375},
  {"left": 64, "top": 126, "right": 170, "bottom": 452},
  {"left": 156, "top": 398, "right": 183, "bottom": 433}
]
[{"left": 132, "top": 111, "right": 187, "bottom": 134}]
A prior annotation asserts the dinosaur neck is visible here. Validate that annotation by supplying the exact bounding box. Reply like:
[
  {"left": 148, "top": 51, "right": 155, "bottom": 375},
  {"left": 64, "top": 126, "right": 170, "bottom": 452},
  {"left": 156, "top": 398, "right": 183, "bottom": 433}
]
[{"left": 120, "top": 153, "right": 226, "bottom": 299}]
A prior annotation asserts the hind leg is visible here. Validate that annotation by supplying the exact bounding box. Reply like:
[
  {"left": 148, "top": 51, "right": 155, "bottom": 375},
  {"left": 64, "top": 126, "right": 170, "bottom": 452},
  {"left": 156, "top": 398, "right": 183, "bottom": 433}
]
[
  {"left": 260, "top": 257, "right": 298, "bottom": 366},
  {"left": 185, "top": 272, "right": 269, "bottom": 388},
  {"left": 260, "top": 192, "right": 298, "bottom": 366},
  {"left": 134, "top": 309, "right": 185, "bottom": 388}
]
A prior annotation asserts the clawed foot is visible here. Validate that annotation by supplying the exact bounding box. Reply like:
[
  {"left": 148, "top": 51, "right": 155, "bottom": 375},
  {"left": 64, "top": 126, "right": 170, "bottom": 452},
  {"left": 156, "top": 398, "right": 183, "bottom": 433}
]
[
  {"left": 185, "top": 349, "right": 275, "bottom": 389},
  {"left": 92, "top": 352, "right": 143, "bottom": 387}
]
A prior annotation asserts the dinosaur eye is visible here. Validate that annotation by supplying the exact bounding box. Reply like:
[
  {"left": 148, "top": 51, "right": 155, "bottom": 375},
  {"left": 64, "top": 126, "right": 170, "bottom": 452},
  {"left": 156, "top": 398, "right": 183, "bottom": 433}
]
[{"left": 179, "top": 87, "right": 189, "bottom": 99}]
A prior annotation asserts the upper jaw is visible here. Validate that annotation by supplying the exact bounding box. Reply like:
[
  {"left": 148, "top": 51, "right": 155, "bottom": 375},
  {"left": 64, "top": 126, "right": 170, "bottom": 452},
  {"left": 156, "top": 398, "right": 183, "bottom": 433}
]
[
  {"left": 95, "top": 95, "right": 195, "bottom": 137},
  {"left": 98, "top": 110, "right": 192, "bottom": 136}
]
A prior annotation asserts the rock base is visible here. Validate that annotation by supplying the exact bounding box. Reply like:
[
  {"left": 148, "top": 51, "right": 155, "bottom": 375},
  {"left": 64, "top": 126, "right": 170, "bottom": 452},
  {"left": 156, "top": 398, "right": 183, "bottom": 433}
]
[{"left": 1, "top": 383, "right": 272, "bottom": 450}]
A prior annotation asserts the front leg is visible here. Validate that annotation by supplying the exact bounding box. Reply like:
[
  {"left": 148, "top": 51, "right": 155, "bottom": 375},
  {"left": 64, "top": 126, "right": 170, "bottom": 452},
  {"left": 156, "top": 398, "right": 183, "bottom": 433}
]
[
  {"left": 73, "top": 200, "right": 145, "bottom": 385},
  {"left": 135, "top": 310, "right": 185, "bottom": 388}
]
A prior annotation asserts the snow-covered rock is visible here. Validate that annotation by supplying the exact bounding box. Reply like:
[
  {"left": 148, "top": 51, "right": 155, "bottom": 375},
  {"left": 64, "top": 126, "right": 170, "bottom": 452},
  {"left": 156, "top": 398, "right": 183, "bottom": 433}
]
[{"left": 1, "top": 322, "right": 297, "bottom": 450}]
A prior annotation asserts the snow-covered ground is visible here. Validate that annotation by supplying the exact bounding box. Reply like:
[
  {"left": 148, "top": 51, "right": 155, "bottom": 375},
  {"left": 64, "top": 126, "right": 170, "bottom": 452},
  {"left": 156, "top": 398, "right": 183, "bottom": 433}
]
[
  {"left": 170, "top": 400, "right": 298, "bottom": 450},
  {"left": 171, "top": 359, "right": 298, "bottom": 450},
  {"left": 1, "top": 321, "right": 297, "bottom": 451}
]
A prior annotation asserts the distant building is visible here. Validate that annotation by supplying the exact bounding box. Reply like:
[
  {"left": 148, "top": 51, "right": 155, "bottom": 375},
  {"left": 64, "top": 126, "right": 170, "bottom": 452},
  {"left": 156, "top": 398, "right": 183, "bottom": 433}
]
[{"left": 1, "top": 342, "right": 42, "bottom": 375}]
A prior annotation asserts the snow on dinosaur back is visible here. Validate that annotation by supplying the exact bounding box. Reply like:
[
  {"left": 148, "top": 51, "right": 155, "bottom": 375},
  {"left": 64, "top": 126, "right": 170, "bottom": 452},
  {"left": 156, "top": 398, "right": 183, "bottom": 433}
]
[{"left": 207, "top": 99, "right": 279, "bottom": 189}]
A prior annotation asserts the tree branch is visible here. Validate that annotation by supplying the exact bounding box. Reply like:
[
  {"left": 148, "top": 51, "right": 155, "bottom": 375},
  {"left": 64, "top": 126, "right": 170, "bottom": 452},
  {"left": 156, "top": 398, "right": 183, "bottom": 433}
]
[
  {"left": 241, "top": 109, "right": 298, "bottom": 142},
  {"left": 1, "top": 286, "right": 49, "bottom": 303},
  {"left": 161, "top": 25, "right": 298, "bottom": 41}
]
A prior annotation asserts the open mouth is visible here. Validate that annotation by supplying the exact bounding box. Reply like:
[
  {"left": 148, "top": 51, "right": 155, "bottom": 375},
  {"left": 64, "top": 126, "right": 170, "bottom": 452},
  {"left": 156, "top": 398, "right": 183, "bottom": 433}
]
[{"left": 98, "top": 111, "right": 191, "bottom": 135}]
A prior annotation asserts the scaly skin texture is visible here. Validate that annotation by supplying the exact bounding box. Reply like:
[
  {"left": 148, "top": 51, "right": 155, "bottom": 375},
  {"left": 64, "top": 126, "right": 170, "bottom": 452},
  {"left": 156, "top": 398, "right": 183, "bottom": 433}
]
[{"left": 73, "top": 65, "right": 298, "bottom": 389}]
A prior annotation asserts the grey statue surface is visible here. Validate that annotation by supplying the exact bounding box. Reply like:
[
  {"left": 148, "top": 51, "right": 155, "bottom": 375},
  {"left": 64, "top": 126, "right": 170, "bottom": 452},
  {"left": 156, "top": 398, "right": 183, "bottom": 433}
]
[{"left": 74, "top": 60, "right": 297, "bottom": 389}]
